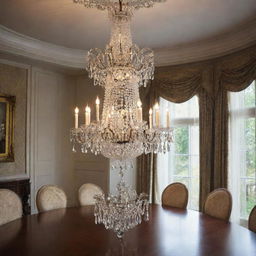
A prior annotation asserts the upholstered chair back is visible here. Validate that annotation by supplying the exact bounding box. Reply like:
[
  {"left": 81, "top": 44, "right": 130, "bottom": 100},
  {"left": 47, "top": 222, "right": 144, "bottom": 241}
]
[
  {"left": 78, "top": 183, "right": 103, "bottom": 206},
  {"left": 203, "top": 188, "right": 232, "bottom": 221},
  {"left": 161, "top": 182, "right": 188, "bottom": 209},
  {"left": 248, "top": 206, "right": 256, "bottom": 232},
  {"left": 0, "top": 189, "right": 22, "bottom": 226},
  {"left": 36, "top": 185, "right": 67, "bottom": 212}
]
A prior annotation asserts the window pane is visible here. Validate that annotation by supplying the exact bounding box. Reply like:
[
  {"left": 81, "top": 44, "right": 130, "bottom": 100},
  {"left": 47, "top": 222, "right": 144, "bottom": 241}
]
[
  {"left": 240, "top": 178, "right": 256, "bottom": 219},
  {"left": 174, "top": 155, "right": 189, "bottom": 176},
  {"left": 191, "top": 155, "right": 199, "bottom": 177},
  {"left": 229, "top": 81, "right": 256, "bottom": 222},
  {"left": 245, "top": 179, "right": 256, "bottom": 216},
  {"left": 240, "top": 179, "right": 246, "bottom": 218},
  {"left": 246, "top": 118, "right": 256, "bottom": 177},
  {"left": 173, "top": 177, "right": 189, "bottom": 188},
  {"left": 174, "top": 103, "right": 189, "bottom": 119},
  {"left": 244, "top": 84, "right": 256, "bottom": 108},
  {"left": 190, "top": 126, "right": 199, "bottom": 155},
  {"left": 190, "top": 177, "right": 199, "bottom": 210},
  {"left": 158, "top": 96, "right": 199, "bottom": 211},
  {"left": 189, "top": 97, "right": 199, "bottom": 118},
  {"left": 174, "top": 126, "right": 188, "bottom": 154},
  {"left": 171, "top": 96, "right": 199, "bottom": 119}
]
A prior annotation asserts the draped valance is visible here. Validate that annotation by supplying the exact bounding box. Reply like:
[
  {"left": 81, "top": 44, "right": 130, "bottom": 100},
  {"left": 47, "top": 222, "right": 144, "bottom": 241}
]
[{"left": 137, "top": 44, "right": 256, "bottom": 210}]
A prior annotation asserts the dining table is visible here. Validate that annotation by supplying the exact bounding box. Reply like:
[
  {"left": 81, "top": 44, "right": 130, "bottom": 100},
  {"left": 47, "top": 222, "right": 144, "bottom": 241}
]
[{"left": 0, "top": 204, "right": 255, "bottom": 256}]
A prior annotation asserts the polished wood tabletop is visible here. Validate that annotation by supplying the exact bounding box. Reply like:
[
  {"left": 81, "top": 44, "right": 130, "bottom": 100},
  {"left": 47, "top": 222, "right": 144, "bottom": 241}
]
[{"left": 0, "top": 205, "right": 255, "bottom": 256}]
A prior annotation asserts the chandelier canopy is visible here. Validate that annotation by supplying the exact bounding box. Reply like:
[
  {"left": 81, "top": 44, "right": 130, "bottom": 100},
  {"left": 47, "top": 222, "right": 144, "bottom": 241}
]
[{"left": 74, "top": 0, "right": 165, "bottom": 10}]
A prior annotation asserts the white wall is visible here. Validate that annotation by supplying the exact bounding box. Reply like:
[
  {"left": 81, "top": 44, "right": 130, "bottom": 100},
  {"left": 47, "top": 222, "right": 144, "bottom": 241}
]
[{"left": 29, "top": 67, "right": 76, "bottom": 212}]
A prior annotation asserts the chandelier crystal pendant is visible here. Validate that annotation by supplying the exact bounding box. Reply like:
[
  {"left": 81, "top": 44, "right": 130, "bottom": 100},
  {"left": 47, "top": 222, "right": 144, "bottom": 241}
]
[{"left": 71, "top": 0, "right": 171, "bottom": 238}]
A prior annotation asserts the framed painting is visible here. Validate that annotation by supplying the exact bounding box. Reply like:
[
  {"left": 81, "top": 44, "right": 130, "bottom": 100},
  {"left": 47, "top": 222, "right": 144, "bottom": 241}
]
[{"left": 0, "top": 95, "right": 15, "bottom": 162}]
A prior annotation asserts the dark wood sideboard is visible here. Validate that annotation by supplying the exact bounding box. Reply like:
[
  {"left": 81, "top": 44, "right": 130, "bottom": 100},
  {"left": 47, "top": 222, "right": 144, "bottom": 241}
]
[{"left": 0, "top": 178, "right": 30, "bottom": 215}]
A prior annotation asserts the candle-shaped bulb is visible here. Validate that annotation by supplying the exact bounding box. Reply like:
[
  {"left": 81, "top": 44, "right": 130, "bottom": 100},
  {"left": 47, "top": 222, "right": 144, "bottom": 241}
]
[
  {"left": 85, "top": 105, "right": 91, "bottom": 126},
  {"left": 111, "top": 106, "right": 114, "bottom": 115},
  {"left": 137, "top": 100, "right": 143, "bottom": 122},
  {"left": 166, "top": 109, "right": 170, "bottom": 128},
  {"left": 154, "top": 103, "right": 160, "bottom": 127},
  {"left": 137, "top": 100, "right": 142, "bottom": 108},
  {"left": 74, "top": 107, "right": 79, "bottom": 128},
  {"left": 96, "top": 97, "right": 100, "bottom": 122},
  {"left": 149, "top": 108, "right": 153, "bottom": 129}
]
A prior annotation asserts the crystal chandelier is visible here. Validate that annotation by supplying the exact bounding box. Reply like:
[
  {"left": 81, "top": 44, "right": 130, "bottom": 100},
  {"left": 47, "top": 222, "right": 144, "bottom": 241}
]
[{"left": 71, "top": 0, "right": 172, "bottom": 238}]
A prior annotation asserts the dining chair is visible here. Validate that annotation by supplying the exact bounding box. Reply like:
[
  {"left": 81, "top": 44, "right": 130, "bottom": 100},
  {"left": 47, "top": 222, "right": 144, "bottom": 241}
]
[
  {"left": 0, "top": 189, "right": 22, "bottom": 226},
  {"left": 161, "top": 182, "right": 188, "bottom": 209},
  {"left": 248, "top": 205, "right": 256, "bottom": 232},
  {"left": 36, "top": 185, "right": 67, "bottom": 212},
  {"left": 78, "top": 183, "right": 103, "bottom": 206},
  {"left": 203, "top": 188, "right": 232, "bottom": 221}
]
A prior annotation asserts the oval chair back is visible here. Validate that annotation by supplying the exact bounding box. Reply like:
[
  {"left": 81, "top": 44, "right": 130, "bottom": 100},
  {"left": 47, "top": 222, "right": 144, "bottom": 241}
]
[
  {"left": 248, "top": 206, "right": 256, "bottom": 232},
  {"left": 161, "top": 182, "right": 188, "bottom": 209},
  {"left": 0, "top": 189, "right": 22, "bottom": 226},
  {"left": 36, "top": 185, "right": 67, "bottom": 212},
  {"left": 78, "top": 183, "right": 103, "bottom": 206},
  {"left": 203, "top": 188, "right": 232, "bottom": 221}
]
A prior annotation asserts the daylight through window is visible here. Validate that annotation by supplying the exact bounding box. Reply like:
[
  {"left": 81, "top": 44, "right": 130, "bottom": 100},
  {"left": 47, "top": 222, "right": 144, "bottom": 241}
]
[
  {"left": 229, "top": 81, "right": 256, "bottom": 224},
  {"left": 157, "top": 96, "right": 199, "bottom": 210}
]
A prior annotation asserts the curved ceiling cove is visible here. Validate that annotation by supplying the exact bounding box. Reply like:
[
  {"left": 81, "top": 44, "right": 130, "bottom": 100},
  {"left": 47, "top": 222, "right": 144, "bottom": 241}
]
[{"left": 0, "top": 0, "right": 256, "bottom": 68}]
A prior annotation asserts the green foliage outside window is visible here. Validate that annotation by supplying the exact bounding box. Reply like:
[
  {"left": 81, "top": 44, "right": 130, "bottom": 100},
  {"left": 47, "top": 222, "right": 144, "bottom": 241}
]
[
  {"left": 164, "top": 96, "right": 199, "bottom": 211},
  {"left": 237, "top": 84, "right": 256, "bottom": 219},
  {"left": 174, "top": 127, "right": 189, "bottom": 154}
]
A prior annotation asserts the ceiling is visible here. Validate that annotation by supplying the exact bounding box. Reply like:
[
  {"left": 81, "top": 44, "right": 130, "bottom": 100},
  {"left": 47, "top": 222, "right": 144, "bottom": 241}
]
[{"left": 0, "top": 0, "right": 256, "bottom": 51}]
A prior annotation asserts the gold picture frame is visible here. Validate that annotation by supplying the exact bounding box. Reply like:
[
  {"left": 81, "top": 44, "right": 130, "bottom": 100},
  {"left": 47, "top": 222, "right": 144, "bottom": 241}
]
[{"left": 0, "top": 95, "right": 15, "bottom": 162}]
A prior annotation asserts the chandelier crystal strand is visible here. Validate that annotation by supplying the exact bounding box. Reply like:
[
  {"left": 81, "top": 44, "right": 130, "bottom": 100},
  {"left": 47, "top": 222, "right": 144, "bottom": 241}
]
[
  {"left": 71, "top": 0, "right": 171, "bottom": 238},
  {"left": 71, "top": 1, "right": 173, "bottom": 160},
  {"left": 94, "top": 160, "right": 149, "bottom": 239}
]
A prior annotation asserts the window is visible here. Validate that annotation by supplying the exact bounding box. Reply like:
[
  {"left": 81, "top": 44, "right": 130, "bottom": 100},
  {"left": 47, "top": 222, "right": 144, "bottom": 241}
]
[
  {"left": 229, "top": 81, "right": 256, "bottom": 224},
  {"left": 157, "top": 96, "right": 199, "bottom": 210}
]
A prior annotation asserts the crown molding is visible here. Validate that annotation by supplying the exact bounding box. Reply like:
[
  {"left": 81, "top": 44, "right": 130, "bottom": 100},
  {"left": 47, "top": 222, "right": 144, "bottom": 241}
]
[
  {"left": 0, "top": 19, "right": 256, "bottom": 70},
  {"left": 154, "top": 18, "right": 256, "bottom": 66},
  {"left": 0, "top": 25, "right": 87, "bottom": 69}
]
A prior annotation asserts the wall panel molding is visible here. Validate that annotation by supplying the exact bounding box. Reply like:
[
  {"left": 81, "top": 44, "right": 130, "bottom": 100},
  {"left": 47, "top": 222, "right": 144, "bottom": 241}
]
[{"left": 29, "top": 67, "right": 76, "bottom": 212}]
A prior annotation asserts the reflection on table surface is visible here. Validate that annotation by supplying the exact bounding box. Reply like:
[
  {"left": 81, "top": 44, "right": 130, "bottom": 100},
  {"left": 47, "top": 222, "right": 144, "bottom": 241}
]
[{"left": 0, "top": 205, "right": 255, "bottom": 256}]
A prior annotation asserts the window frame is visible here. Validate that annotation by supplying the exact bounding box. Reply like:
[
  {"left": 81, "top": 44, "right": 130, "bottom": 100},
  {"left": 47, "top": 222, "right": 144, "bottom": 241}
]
[
  {"left": 228, "top": 81, "right": 256, "bottom": 225},
  {"left": 158, "top": 96, "right": 200, "bottom": 210}
]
